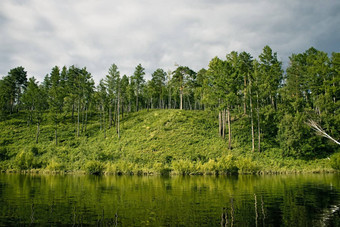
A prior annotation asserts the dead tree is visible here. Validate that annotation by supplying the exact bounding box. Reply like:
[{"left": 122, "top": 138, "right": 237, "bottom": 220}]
[{"left": 307, "top": 120, "right": 340, "bottom": 145}]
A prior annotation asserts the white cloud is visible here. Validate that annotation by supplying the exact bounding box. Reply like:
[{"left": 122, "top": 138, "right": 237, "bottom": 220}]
[{"left": 0, "top": 0, "right": 339, "bottom": 83}]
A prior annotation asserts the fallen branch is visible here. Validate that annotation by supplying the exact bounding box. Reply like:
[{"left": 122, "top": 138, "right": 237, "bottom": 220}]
[{"left": 307, "top": 120, "right": 340, "bottom": 145}]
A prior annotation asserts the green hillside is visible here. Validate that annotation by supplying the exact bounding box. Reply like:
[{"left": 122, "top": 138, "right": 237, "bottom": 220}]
[{"left": 0, "top": 109, "right": 336, "bottom": 174}]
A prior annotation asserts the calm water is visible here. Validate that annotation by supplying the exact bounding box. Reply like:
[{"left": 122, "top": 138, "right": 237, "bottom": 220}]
[{"left": 0, "top": 174, "right": 339, "bottom": 226}]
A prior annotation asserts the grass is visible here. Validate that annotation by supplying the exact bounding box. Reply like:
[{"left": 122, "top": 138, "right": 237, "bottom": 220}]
[{"left": 0, "top": 109, "right": 337, "bottom": 175}]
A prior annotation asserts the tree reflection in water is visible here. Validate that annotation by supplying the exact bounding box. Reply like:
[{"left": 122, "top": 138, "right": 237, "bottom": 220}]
[{"left": 0, "top": 174, "right": 339, "bottom": 226}]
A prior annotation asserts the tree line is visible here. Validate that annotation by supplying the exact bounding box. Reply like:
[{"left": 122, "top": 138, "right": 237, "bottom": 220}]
[{"left": 0, "top": 45, "right": 339, "bottom": 157}]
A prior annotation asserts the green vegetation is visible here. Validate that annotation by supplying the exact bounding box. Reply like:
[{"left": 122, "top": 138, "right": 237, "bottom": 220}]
[
  {"left": 0, "top": 46, "right": 339, "bottom": 174},
  {"left": 0, "top": 109, "right": 336, "bottom": 174}
]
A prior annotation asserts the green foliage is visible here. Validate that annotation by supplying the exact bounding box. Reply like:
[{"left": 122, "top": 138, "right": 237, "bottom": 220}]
[
  {"left": 216, "top": 154, "right": 238, "bottom": 174},
  {"left": 14, "top": 151, "right": 34, "bottom": 170},
  {"left": 330, "top": 153, "right": 340, "bottom": 170},
  {"left": 172, "top": 160, "right": 194, "bottom": 175},
  {"left": 0, "top": 46, "right": 339, "bottom": 175},
  {"left": 85, "top": 160, "right": 104, "bottom": 175},
  {"left": 46, "top": 159, "right": 64, "bottom": 171},
  {"left": 236, "top": 157, "right": 258, "bottom": 174}
]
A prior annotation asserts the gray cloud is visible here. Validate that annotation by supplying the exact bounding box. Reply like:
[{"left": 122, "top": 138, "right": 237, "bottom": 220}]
[{"left": 0, "top": 0, "right": 339, "bottom": 83}]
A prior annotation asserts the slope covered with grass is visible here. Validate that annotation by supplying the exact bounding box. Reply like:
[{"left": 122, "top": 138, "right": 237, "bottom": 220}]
[{"left": 0, "top": 109, "right": 336, "bottom": 174}]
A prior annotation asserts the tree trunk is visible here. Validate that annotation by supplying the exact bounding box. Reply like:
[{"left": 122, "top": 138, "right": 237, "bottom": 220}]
[
  {"left": 35, "top": 122, "right": 40, "bottom": 144},
  {"left": 84, "top": 105, "right": 88, "bottom": 133},
  {"left": 219, "top": 111, "right": 222, "bottom": 137},
  {"left": 168, "top": 88, "right": 171, "bottom": 109},
  {"left": 222, "top": 109, "right": 226, "bottom": 139},
  {"left": 103, "top": 106, "right": 106, "bottom": 139},
  {"left": 55, "top": 122, "right": 58, "bottom": 146},
  {"left": 244, "top": 73, "right": 247, "bottom": 114},
  {"left": 121, "top": 101, "right": 124, "bottom": 120},
  {"left": 256, "top": 92, "right": 261, "bottom": 153},
  {"left": 109, "top": 106, "right": 112, "bottom": 128},
  {"left": 77, "top": 99, "right": 80, "bottom": 137},
  {"left": 187, "top": 95, "right": 192, "bottom": 110},
  {"left": 117, "top": 93, "right": 120, "bottom": 140},
  {"left": 81, "top": 105, "right": 85, "bottom": 133},
  {"left": 113, "top": 100, "right": 117, "bottom": 127},
  {"left": 99, "top": 105, "right": 102, "bottom": 131},
  {"left": 136, "top": 92, "right": 139, "bottom": 112},
  {"left": 180, "top": 87, "right": 183, "bottom": 110},
  {"left": 249, "top": 78, "right": 255, "bottom": 152},
  {"left": 72, "top": 103, "right": 75, "bottom": 120},
  {"left": 227, "top": 107, "right": 231, "bottom": 150}
]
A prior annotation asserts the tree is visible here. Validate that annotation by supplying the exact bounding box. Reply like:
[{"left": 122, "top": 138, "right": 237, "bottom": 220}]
[
  {"left": 258, "top": 45, "right": 283, "bottom": 109},
  {"left": 195, "top": 68, "right": 208, "bottom": 110},
  {"left": 8, "top": 66, "right": 28, "bottom": 112},
  {"left": 48, "top": 66, "right": 65, "bottom": 145},
  {"left": 307, "top": 120, "right": 340, "bottom": 145},
  {"left": 238, "top": 52, "right": 253, "bottom": 115},
  {"left": 21, "top": 77, "right": 48, "bottom": 143},
  {"left": 131, "top": 64, "right": 145, "bottom": 111},
  {"left": 0, "top": 76, "right": 15, "bottom": 117},
  {"left": 206, "top": 56, "right": 236, "bottom": 149},
  {"left": 120, "top": 75, "right": 130, "bottom": 118},
  {"left": 172, "top": 66, "right": 196, "bottom": 110},
  {"left": 151, "top": 68, "right": 166, "bottom": 108},
  {"left": 0, "top": 67, "right": 28, "bottom": 115},
  {"left": 97, "top": 79, "right": 108, "bottom": 138},
  {"left": 105, "top": 64, "right": 121, "bottom": 138},
  {"left": 105, "top": 64, "right": 120, "bottom": 128}
]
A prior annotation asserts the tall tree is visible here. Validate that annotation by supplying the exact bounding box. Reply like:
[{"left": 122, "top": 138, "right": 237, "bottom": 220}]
[
  {"left": 48, "top": 66, "right": 65, "bottom": 145},
  {"left": 105, "top": 63, "right": 121, "bottom": 138},
  {"left": 0, "top": 67, "right": 28, "bottom": 114},
  {"left": 21, "top": 77, "right": 48, "bottom": 143},
  {"left": 131, "top": 64, "right": 145, "bottom": 111},
  {"left": 151, "top": 68, "right": 166, "bottom": 108},
  {"left": 105, "top": 64, "right": 120, "bottom": 128},
  {"left": 258, "top": 45, "right": 283, "bottom": 109},
  {"left": 172, "top": 66, "right": 196, "bottom": 110}
]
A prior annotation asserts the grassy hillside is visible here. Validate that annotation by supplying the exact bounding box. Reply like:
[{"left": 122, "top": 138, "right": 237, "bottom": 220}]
[{"left": 0, "top": 109, "right": 336, "bottom": 174}]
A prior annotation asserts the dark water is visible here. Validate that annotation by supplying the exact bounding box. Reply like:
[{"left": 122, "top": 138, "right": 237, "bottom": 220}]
[{"left": 0, "top": 174, "right": 339, "bottom": 226}]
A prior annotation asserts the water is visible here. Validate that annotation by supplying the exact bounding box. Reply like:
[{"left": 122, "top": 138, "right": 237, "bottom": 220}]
[{"left": 0, "top": 173, "right": 339, "bottom": 226}]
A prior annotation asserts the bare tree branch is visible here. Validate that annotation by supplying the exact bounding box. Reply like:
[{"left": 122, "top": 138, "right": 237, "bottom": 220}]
[{"left": 307, "top": 120, "right": 340, "bottom": 145}]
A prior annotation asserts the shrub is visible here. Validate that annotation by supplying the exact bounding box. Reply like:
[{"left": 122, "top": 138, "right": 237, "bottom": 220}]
[
  {"left": 172, "top": 159, "right": 193, "bottom": 175},
  {"left": 153, "top": 162, "right": 171, "bottom": 175},
  {"left": 216, "top": 154, "right": 238, "bottom": 174},
  {"left": 236, "top": 157, "right": 258, "bottom": 174},
  {"left": 14, "top": 151, "right": 34, "bottom": 170},
  {"left": 85, "top": 160, "right": 104, "bottom": 175},
  {"left": 202, "top": 159, "right": 218, "bottom": 174},
  {"left": 0, "top": 147, "right": 9, "bottom": 160},
  {"left": 46, "top": 159, "right": 64, "bottom": 171},
  {"left": 330, "top": 153, "right": 340, "bottom": 170}
]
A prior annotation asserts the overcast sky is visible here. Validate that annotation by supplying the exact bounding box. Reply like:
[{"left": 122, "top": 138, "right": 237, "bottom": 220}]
[{"left": 0, "top": 0, "right": 339, "bottom": 83}]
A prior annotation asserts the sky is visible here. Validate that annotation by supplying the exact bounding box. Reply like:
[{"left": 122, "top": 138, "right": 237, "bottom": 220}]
[{"left": 0, "top": 0, "right": 339, "bottom": 83}]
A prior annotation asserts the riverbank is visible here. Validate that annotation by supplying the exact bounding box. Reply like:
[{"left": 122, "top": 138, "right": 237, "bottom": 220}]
[{"left": 0, "top": 109, "right": 338, "bottom": 175}]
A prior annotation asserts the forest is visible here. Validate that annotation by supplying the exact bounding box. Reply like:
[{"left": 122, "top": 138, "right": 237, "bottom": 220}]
[{"left": 0, "top": 45, "right": 339, "bottom": 174}]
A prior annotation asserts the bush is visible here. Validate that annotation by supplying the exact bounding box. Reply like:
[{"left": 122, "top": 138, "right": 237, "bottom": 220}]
[
  {"left": 14, "top": 151, "right": 34, "bottom": 170},
  {"left": 236, "top": 157, "right": 258, "bottom": 174},
  {"left": 216, "top": 154, "right": 238, "bottom": 174},
  {"left": 85, "top": 160, "right": 104, "bottom": 175},
  {"left": 153, "top": 162, "right": 171, "bottom": 175},
  {"left": 172, "top": 159, "right": 193, "bottom": 175},
  {"left": 202, "top": 159, "right": 218, "bottom": 174},
  {"left": 330, "top": 153, "right": 340, "bottom": 170},
  {"left": 46, "top": 159, "right": 64, "bottom": 171}
]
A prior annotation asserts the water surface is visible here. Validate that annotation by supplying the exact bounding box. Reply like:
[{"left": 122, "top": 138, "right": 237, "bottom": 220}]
[{"left": 0, "top": 173, "right": 339, "bottom": 226}]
